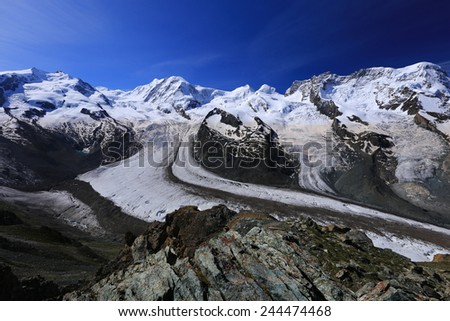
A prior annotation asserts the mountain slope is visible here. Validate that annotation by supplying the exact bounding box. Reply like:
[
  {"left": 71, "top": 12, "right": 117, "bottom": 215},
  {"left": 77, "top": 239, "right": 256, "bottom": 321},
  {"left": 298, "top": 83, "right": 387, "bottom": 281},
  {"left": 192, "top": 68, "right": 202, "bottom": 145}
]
[
  {"left": 282, "top": 62, "right": 450, "bottom": 219},
  {"left": 0, "top": 69, "right": 136, "bottom": 189}
]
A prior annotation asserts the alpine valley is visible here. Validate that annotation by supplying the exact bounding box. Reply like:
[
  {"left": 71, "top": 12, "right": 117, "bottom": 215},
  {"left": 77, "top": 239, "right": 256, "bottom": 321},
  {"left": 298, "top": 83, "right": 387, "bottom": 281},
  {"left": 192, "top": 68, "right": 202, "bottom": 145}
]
[{"left": 1, "top": 63, "right": 450, "bottom": 300}]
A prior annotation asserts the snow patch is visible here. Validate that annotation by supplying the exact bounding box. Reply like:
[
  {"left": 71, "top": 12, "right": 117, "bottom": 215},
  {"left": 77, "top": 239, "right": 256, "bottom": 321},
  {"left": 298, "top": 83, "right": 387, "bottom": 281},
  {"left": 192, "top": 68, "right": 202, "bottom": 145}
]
[
  {"left": 0, "top": 186, "right": 103, "bottom": 235},
  {"left": 366, "top": 231, "right": 450, "bottom": 262}
]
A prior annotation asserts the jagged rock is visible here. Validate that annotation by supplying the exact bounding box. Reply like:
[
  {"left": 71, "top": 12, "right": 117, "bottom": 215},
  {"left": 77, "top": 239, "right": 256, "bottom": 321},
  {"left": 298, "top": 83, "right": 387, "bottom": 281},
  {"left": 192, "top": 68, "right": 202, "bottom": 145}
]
[
  {"left": 195, "top": 108, "right": 300, "bottom": 188},
  {"left": 321, "top": 224, "right": 350, "bottom": 233},
  {"left": 335, "top": 269, "right": 352, "bottom": 281},
  {"left": 415, "top": 113, "right": 437, "bottom": 131},
  {"left": 131, "top": 235, "right": 148, "bottom": 263},
  {"left": 19, "top": 276, "right": 61, "bottom": 301},
  {"left": 163, "top": 205, "right": 237, "bottom": 257},
  {"left": 341, "top": 230, "right": 374, "bottom": 249},
  {"left": 64, "top": 206, "right": 450, "bottom": 301},
  {"left": 310, "top": 89, "right": 342, "bottom": 118},
  {"left": 124, "top": 231, "right": 137, "bottom": 247}
]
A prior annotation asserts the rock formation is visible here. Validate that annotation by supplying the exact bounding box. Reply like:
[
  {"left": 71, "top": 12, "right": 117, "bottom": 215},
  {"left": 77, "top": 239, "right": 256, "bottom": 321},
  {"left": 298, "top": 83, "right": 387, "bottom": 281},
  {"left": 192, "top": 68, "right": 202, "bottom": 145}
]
[{"left": 65, "top": 206, "right": 450, "bottom": 301}]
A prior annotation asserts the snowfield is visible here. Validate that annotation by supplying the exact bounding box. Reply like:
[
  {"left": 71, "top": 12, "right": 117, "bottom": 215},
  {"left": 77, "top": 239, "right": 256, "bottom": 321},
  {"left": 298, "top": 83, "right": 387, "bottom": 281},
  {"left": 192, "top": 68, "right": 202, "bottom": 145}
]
[
  {"left": 0, "top": 186, "right": 103, "bottom": 235},
  {"left": 79, "top": 122, "right": 250, "bottom": 222},
  {"left": 366, "top": 231, "right": 450, "bottom": 262}
]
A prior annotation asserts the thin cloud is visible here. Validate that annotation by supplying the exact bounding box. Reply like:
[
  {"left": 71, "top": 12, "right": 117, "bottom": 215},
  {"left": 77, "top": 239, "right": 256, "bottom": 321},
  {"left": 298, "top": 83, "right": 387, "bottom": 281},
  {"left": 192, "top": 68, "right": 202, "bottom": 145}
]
[
  {"left": 151, "top": 54, "right": 224, "bottom": 69},
  {"left": 0, "top": 0, "right": 106, "bottom": 47},
  {"left": 132, "top": 53, "right": 225, "bottom": 79}
]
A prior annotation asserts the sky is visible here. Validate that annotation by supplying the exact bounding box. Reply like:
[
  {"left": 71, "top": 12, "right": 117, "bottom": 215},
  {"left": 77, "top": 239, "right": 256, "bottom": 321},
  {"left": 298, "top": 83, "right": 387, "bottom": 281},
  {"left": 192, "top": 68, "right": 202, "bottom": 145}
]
[{"left": 1, "top": 0, "right": 450, "bottom": 91}]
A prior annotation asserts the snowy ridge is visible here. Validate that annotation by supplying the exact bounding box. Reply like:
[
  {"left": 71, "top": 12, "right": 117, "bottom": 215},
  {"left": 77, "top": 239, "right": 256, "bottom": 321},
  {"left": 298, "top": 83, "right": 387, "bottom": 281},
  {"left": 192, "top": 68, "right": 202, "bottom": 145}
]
[
  {"left": 0, "top": 68, "right": 113, "bottom": 133},
  {"left": 97, "top": 76, "right": 225, "bottom": 122}
]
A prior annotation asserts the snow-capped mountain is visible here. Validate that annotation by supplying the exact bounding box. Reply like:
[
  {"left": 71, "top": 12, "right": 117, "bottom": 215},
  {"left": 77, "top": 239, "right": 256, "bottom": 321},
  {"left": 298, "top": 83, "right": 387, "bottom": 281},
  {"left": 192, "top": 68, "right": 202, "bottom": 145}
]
[
  {"left": 1, "top": 62, "right": 450, "bottom": 228},
  {"left": 195, "top": 108, "right": 299, "bottom": 187},
  {"left": 280, "top": 62, "right": 450, "bottom": 220},
  {"left": 97, "top": 76, "right": 224, "bottom": 123},
  {"left": 0, "top": 68, "right": 135, "bottom": 188}
]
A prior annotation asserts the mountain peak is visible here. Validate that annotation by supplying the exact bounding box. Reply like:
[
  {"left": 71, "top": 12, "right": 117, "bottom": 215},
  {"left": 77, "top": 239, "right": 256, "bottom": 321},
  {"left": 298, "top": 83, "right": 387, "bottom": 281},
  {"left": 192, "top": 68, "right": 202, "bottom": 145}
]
[
  {"left": 0, "top": 67, "right": 48, "bottom": 80},
  {"left": 411, "top": 61, "right": 441, "bottom": 70},
  {"left": 257, "top": 84, "right": 276, "bottom": 94},
  {"left": 29, "top": 67, "right": 48, "bottom": 75},
  {"left": 147, "top": 75, "right": 190, "bottom": 87},
  {"left": 164, "top": 75, "right": 188, "bottom": 83}
]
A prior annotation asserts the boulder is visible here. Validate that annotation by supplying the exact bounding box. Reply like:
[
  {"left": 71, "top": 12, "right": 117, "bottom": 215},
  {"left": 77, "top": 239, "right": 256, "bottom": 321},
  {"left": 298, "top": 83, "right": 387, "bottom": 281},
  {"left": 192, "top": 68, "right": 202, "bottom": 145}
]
[{"left": 432, "top": 253, "right": 450, "bottom": 263}]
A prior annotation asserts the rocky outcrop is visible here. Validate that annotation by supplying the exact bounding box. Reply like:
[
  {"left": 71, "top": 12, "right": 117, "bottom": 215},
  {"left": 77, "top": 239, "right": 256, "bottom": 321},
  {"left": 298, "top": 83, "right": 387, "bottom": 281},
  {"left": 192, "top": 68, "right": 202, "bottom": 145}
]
[
  {"left": 432, "top": 254, "right": 450, "bottom": 263},
  {"left": 195, "top": 108, "right": 299, "bottom": 188},
  {"left": 328, "top": 119, "right": 406, "bottom": 211},
  {"left": 310, "top": 89, "right": 342, "bottom": 118},
  {"left": 65, "top": 206, "right": 450, "bottom": 301},
  {"left": 414, "top": 113, "right": 450, "bottom": 142},
  {"left": 414, "top": 113, "right": 438, "bottom": 131}
]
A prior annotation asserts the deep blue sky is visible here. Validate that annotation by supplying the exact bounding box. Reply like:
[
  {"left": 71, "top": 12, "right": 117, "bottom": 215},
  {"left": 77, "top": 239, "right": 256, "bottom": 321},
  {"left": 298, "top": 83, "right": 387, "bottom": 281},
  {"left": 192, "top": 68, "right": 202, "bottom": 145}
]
[{"left": 1, "top": 0, "right": 450, "bottom": 91}]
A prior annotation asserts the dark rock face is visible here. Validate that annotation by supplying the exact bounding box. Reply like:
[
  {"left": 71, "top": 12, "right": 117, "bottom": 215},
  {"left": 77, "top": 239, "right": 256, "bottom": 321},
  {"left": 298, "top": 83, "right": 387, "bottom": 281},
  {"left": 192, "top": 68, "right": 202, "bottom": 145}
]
[
  {"left": 35, "top": 101, "right": 57, "bottom": 111},
  {"left": 377, "top": 89, "right": 421, "bottom": 115},
  {"left": 0, "top": 74, "right": 22, "bottom": 92},
  {"left": 23, "top": 108, "right": 47, "bottom": 119},
  {"left": 347, "top": 115, "right": 369, "bottom": 125},
  {"left": 325, "top": 119, "right": 439, "bottom": 221},
  {"left": 0, "top": 122, "right": 104, "bottom": 189},
  {"left": 414, "top": 113, "right": 450, "bottom": 142},
  {"left": 415, "top": 113, "right": 437, "bottom": 131},
  {"left": 0, "top": 88, "right": 5, "bottom": 107},
  {"left": 80, "top": 108, "right": 109, "bottom": 120},
  {"left": 164, "top": 205, "right": 237, "bottom": 257},
  {"left": 195, "top": 108, "right": 299, "bottom": 188},
  {"left": 74, "top": 79, "right": 96, "bottom": 97},
  {"left": 401, "top": 95, "right": 421, "bottom": 115},
  {"left": 0, "top": 113, "right": 137, "bottom": 189},
  {"left": 208, "top": 108, "right": 243, "bottom": 128},
  {"left": 0, "top": 209, "right": 23, "bottom": 225},
  {"left": 310, "top": 89, "right": 342, "bottom": 118},
  {"left": 66, "top": 206, "right": 450, "bottom": 301},
  {"left": 332, "top": 120, "right": 398, "bottom": 185}
]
